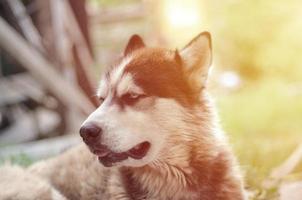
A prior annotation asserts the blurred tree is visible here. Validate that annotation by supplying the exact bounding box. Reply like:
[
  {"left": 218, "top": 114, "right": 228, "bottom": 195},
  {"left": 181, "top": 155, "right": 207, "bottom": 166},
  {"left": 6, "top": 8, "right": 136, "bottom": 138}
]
[{"left": 205, "top": 0, "right": 302, "bottom": 81}]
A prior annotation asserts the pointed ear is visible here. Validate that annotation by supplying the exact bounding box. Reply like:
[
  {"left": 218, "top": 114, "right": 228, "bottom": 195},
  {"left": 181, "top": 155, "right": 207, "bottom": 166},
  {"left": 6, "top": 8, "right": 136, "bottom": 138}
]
[
  {"left": 124, "top": 34, "right": 145, "bottom": 56},
  {"left": 180, "top": 32, "right": 212, "bottom": 90}
]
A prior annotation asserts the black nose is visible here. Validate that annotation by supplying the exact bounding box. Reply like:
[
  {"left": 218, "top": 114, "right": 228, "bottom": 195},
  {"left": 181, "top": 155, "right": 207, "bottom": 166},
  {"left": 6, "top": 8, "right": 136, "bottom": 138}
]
[{"left": 79, "top": 123, "right": 102, "bottom": 142}]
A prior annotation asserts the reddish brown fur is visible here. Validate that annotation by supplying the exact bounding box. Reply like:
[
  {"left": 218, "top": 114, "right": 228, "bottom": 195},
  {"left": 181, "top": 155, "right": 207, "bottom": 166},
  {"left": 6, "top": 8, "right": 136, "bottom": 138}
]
[
  {"left": 125, "top": 48, "right": 198, "bottom": 107},
  {"left": 0, "top": 33, "right": 246, "bottom": 200}
]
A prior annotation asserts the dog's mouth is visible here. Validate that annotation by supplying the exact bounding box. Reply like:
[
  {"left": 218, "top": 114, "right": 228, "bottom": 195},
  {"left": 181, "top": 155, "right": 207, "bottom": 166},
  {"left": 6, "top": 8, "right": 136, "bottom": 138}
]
[{"left": 91, "top": 141, "right": 151, "bottom": 167}]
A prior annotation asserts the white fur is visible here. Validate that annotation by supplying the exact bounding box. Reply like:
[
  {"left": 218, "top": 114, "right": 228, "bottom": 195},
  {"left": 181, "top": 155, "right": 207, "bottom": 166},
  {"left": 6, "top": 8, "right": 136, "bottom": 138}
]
[
  {"left": 97, "top": 74, "right": 108, "bottom": 98},
  {"left": 84, "top": 78, "right": 189, "bottom": 167},
  {"left": 116, "top": 73, "right": 144, "bottom": 97},
  {"left": 82, "top": 96, "right": 168, "bottom": 167},
  {"left": 110, "top": 56, "right": 132, "bottom": 87}
]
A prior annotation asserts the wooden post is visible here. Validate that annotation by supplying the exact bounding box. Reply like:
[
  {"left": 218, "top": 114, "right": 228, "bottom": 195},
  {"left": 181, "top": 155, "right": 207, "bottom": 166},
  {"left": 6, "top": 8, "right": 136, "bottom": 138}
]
[
  {"left": 0, "top": 17, "right": 94, "bottom": 115},
  {"left": 7, "top": 0, "right": 45, "bottom": 53},
  {"left": 63, "top": 0, "right": 99, "bottom": 106}
]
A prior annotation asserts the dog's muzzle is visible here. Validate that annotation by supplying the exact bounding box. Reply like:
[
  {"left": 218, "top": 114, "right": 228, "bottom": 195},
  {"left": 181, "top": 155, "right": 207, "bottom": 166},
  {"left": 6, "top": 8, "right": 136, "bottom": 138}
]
[
  {"left": 96, "top": 141, "right": 150, "bottom": 167},
  {"left": 80, "top": 123, "right": 150, "bottom": 167}
]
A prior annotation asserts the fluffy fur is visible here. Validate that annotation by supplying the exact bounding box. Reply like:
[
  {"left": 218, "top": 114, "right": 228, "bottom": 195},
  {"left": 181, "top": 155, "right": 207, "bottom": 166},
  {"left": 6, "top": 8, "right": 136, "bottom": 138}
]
[
  {"left": 0, "top": 32, "right": 246, "bottom": 200},
  {"left": 0, "top": 165, "right": 66, "bottom": 200}
]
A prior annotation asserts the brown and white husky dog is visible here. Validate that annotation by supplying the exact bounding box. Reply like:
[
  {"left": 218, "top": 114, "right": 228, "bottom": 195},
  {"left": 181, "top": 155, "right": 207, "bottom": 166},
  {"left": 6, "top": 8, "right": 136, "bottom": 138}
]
[{"left": 0, "top": 32, "right": 246, "bottom": 200}]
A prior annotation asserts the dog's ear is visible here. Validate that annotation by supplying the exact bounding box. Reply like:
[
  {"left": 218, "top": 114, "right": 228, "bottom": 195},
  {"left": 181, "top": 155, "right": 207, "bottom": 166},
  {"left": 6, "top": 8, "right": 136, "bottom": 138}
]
[
  {"left": 124, "top": 34, "right": 145, "bottom": 56},
  {"left": 180, "top": 32, "right": 212, "bottom": 90}
]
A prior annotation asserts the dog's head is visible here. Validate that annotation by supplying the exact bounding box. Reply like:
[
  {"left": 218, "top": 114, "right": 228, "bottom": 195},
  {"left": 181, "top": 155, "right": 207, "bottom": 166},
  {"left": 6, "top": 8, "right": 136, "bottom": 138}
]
[{"left": 80, "top": 32, "right": 212, "bottom": 167}]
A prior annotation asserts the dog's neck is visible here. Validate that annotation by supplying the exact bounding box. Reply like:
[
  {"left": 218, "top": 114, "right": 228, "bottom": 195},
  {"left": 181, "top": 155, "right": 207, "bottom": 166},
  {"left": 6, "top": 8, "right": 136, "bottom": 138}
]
[
  {"left": 120, "top": 153, "right": 195, "bottom": 199},
  {"left": 120, "top": 128, "right": 225, "bottom": 200}
]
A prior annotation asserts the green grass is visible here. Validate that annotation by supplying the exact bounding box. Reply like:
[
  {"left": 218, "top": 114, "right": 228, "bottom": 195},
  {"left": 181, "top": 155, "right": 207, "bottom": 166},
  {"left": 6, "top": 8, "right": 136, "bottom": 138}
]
[
  {"left": 214, "top": 78, "right": 302, "bottom": 199},
  {"left": 0, "top": 153, "right": 34, "bottom": 167}
]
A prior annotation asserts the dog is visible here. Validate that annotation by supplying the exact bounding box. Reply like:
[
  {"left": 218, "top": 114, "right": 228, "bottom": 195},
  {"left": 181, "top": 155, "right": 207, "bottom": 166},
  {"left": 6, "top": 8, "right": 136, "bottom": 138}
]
[{"left": 0, "top": 32, "right": 246, "bottom": 200}]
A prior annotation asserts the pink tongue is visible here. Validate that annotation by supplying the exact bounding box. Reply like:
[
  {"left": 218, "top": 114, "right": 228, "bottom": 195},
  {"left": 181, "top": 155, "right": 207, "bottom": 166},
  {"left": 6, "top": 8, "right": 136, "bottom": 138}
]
[{"left": 127, "top": 142, "right": 150, "bottom": 159}]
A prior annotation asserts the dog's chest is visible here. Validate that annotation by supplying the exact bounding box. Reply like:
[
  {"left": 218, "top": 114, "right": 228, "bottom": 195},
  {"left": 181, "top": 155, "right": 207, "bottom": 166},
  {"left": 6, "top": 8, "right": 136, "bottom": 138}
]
[{"left": 118, "top": 168, "right": 199, "bottom": 200}]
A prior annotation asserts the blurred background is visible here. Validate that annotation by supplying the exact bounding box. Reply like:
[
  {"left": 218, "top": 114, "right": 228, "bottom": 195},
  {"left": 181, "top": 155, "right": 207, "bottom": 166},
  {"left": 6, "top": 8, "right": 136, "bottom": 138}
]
[{"left": 0, "top": 0, "right": 301, "bottom": 199}]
